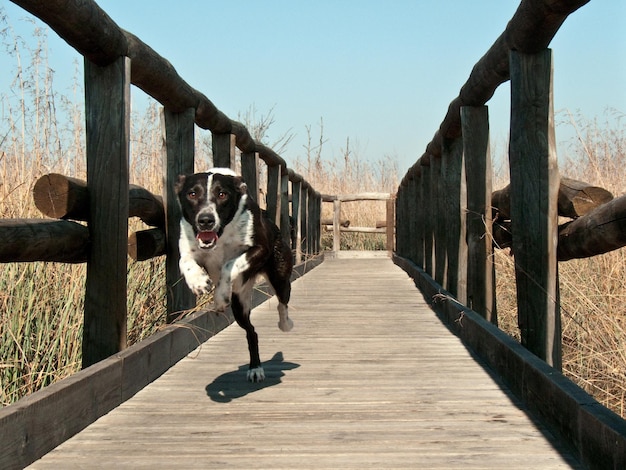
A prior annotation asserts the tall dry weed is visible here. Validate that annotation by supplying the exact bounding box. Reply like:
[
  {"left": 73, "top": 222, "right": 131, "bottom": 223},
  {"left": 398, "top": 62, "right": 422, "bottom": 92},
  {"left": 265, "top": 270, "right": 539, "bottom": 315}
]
[{"left": 493, "top": 108, "right": 626, "bottom": 417}]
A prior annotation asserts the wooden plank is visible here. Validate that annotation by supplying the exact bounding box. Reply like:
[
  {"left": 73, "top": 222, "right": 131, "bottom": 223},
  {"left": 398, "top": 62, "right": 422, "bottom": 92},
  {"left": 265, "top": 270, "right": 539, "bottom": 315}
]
[
  {"left": 509, "top": 49, "right": 561, "bottom": 369},
  {"left": 83, "top": 55, "right": 130, "bottom": 367},
  {"left": 442, "top": 137, "right": 466, "bottom": 303},
  {"left": 266, "top": 164, "right": 280, "bottom": 226},
  {"left": 431, "top": 155, "right": 446, "bottom": 286},
  {"left": 291, "top": 179, "right": 302, "bottom": 262},
  {"left": 211, "top": 133, "right": 235, "bottom": 168},
  {"left": 421, "top": 160, "right": 434, "bottom": 275},
  {"left": 299, "top": 186, "right": 308, "bottom": 255},
  {"left": 461, "top": 105, "right": 496, "bottom": 324},
  {"left": 385, "top": 197, "right": 394, "bottom": 252},
  {"left": 29, "top": 257, "right": 582, "bottom": 469},
  {"left": 240, "top": 151, "right": 259, "bottom": 203},
  {"left": 161, "top": 107, "right": 196, "bottom": 319},
  {"left": 307, "top": 188, "right": 316, "bottom": 255},
  {"left": 32, "top": 174, "right": 164, "bottom": 227},
  {"left": 280, "top": 171, "right": 290, "bottom": 244},
  {"left": 332, "top": 199, "right": 341, "bottom": 252},
  {"left": 0, "top": 219, "right": 89, "bottom": 263}
]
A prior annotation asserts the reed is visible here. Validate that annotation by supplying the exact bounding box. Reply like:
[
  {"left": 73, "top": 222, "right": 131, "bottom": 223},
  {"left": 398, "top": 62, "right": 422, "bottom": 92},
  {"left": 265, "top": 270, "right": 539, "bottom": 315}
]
[
  {"left": 1, "top": 12, "right": 624, "bottom": 419},
  {"left": 493, "top": 108, "right": 626, "bottom": 416}
]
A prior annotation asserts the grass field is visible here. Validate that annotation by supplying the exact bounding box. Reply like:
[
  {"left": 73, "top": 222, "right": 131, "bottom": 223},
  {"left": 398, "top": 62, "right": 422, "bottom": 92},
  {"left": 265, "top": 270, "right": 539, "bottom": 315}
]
[{"left": 1, "top": 14, "right": 624, "bottom": 418}]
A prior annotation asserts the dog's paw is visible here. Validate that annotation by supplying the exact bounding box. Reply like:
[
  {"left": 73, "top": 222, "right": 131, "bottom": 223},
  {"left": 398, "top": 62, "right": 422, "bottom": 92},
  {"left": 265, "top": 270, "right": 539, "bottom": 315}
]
[
  {"left": 277, "top": 303, "right": 293, "bottom": 332},
  {"left": 184, "top": 270, "right": 212, "bottom": 296},
  {"left": 247, "top": 366, "right": 265, "bottom": 382},
  {"left": 278, "top": 317, "right": 294, "bottom": 332}
]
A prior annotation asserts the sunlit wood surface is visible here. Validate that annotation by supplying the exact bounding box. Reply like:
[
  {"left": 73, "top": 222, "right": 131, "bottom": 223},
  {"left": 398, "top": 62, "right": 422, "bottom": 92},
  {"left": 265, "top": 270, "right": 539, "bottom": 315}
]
[{"left": 29, "top": 256, "right": 581, "bottom": 469}]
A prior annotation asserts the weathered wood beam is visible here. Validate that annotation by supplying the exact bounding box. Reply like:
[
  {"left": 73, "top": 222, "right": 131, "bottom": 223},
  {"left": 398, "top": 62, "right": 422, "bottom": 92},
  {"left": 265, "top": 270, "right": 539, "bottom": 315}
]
[
  {"left": 83, "top": 55, "right": 130, "bottom": 367},
  {"left": 0, "top": 219, "right": 89, "bottom": 263},
  {"left": 128, "top": 228, "right": 166, "bottom": 261},
  {"left": 509, "top": 49, "right": 560, "bottom": 368},
  {"left": 462, "top": 105, "right": 496, "bottom": 324},
  {"left": 492, "top": 177, "right": 613, "bottom": 220},
  {"left": 558, "top": 195, "right": 626, "bottom": 261},
  {"left": 493, "top": 196, "right": 626, "bottom": 261},
  {"left": 161, "top": 108, "right": 196, "bottom": 319},
  {"left": 33, "top": 173, "right": 165, "bottom": 227}
]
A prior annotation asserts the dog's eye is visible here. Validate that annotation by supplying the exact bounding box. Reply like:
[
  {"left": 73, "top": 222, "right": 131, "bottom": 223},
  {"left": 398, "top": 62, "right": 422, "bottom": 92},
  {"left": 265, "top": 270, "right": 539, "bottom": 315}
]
[
  {"left": 187, "top": 190, "right": 198, "bottom": 200},
  {"left": 217, "top": 191, "right": 227, "bottom": 200}
]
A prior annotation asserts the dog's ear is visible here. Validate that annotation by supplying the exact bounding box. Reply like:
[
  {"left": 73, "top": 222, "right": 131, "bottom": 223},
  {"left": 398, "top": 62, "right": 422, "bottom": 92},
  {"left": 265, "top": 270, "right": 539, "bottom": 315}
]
[
  {"left": 174, "top": 175, "right": 186, "bottom": 195},
  {"left": 236, "top": 177, "right": 248, "bottom": 195}
]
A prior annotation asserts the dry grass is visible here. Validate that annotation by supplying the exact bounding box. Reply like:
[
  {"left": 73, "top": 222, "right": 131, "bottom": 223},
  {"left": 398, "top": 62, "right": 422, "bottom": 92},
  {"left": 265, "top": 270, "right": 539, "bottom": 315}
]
[
  {"left": 493, "top": 108, "right": 626, "bottom": 417},
  {"left": 1, "top": 12, "right": 625, "bottom": 420}
]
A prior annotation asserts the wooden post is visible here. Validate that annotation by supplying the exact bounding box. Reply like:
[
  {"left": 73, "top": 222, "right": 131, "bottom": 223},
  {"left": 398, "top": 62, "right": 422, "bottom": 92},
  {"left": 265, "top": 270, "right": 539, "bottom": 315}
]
[
  {"left": 442, "top": 137, "right": 467, "bottom": 302},
  {"left": 509, "top": 49, "right": 561, "bottom": 369},
  {"left": 266, "top": 164, "right": 280, "bottom": 226},
  {"left": 241, "top": 151, "right": 259, "bottom": 204},
  {"left": 162, "top": 107, "right": 196, "bottom": 320},
  {"left": 315, "top": 193, "right": 322, "bottom": 254},
  {"left": 307, "top": 190, "right": 317, "bottom": 255},
  {"left": 83, "top": 56, "right": 130, "bottom": 367},
  {"left": 421, "top": 160, "right": 433, "bottom": 275},
  {"left": 431, "top": 155, "right": 446, "bottom": 286},
  {"left": 395, "top": 186, "right": 406, "bottom": 258},
  {"left": 300, "top": 184, "right": 309, "bottom": 256},
  {"left": 280, "top": 170, "right": 290, "bottom": 245},
  {"left": 462, "top": 105, "right": 496, "bottom": 324},
  {"left": 292, "top": 179, "right": 302, "bottom": 262},
  {"left": 212, "top": 133, "right": 235, "bottom": 169},
  {"left": 408, "top": 174, "right": 424, "bottom": 267},
  {"left": 333, "top": 199, "right": 341, "bottom": 253},
  {"left": 386, "top": 196, "right": 395, "bottom": 253}
]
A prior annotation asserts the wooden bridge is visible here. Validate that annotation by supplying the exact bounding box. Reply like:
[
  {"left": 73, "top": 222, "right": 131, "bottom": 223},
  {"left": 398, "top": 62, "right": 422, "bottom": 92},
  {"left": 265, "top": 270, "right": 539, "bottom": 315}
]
[
  {"left": 26, "top": 256, "right": 582, "bottom": 469},
  {"left": 2, "top": 1, "right": 626, "bottom": 469}
]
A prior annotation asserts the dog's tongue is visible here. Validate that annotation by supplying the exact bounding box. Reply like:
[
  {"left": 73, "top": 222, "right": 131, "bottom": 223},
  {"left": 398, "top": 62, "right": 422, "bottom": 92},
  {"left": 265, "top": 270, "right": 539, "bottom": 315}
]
[{"left": 197, "top": 231, "right": 218, "bottom": 245}]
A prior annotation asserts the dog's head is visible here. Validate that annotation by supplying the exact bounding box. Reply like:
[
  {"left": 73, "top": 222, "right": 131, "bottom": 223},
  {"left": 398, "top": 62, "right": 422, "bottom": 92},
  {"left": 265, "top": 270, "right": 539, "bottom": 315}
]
[{"left": 175, "top": 168, "right": 248, "bottom": 249}]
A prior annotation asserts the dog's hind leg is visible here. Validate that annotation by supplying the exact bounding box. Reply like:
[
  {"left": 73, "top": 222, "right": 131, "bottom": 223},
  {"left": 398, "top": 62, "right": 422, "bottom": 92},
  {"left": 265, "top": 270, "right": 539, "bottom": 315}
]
[
  {"left": 231, "top": 285, "right": 265, "bottom": 382},
  {"left": 268, "top": 273, "right": 293, "bottom": 332}
]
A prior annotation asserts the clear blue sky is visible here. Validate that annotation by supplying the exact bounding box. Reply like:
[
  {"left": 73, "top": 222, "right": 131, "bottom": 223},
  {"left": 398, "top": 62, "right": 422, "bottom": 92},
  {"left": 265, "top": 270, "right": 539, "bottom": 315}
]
[{"left": 1, "top": 0, "right": 625, "bottom": 175}]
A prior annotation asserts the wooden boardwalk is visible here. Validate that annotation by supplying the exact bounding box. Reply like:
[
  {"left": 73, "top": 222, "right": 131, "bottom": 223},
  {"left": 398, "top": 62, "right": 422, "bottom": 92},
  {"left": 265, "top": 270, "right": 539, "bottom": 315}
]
[{"left": 29, "top": 257, "right": 581, "bottom": 469}]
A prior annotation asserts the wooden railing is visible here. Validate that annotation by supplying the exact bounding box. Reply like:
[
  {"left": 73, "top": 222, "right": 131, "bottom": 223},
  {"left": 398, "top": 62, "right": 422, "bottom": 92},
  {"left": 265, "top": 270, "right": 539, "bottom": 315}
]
[
  {"left": 394, "top": 1, "right": 626, "bottom": 468},
  {"left": 321, "top": 193, "right": 395, "bottom": 255},
  {"left": 1, "top": 0, "right": 322, "bottom": 368}
]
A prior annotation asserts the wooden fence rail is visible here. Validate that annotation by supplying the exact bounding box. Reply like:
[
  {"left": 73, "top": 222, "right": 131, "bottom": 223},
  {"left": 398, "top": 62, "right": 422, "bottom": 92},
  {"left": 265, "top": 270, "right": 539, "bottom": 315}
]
[
  {"left": 321, "top": 193, "right": 395, "bottom": 254},
  {"left": 394, "top": 1, "right": 626, "bottom": 468},
  {"left": 3, "top": 0, "right": 322, "bottom": 368}
]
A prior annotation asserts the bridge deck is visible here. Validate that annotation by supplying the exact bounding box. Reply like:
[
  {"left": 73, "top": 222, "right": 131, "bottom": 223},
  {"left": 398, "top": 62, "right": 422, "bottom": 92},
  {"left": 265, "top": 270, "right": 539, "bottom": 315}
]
[{"left": 29, "top": 257, "right": 581, "bottom": 469}]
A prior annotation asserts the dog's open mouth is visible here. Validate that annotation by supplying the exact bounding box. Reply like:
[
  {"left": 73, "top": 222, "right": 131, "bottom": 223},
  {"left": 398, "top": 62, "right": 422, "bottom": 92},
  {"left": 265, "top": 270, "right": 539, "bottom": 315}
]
[{"left": 196, "top": 230, "right": 218, "bottom": 249}]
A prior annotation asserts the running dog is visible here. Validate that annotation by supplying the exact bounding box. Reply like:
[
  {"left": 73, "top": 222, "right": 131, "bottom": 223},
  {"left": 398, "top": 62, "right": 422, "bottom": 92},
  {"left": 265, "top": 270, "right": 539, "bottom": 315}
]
[{"left": 175, "top": 168, "right": 293, "bottom": 382}]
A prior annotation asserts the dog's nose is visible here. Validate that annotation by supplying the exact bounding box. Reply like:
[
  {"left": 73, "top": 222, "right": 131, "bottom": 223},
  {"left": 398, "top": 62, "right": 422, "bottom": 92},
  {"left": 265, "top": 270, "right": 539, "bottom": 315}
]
[{"left": 197, "top": 213, "right": 216, "bottom": 231}]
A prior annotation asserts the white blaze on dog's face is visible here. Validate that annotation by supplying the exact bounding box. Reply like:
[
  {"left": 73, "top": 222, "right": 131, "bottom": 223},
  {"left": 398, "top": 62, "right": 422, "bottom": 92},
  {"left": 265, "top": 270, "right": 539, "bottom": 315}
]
[{"left": 175, "top": 168, "right": 247, "bottom": 250}]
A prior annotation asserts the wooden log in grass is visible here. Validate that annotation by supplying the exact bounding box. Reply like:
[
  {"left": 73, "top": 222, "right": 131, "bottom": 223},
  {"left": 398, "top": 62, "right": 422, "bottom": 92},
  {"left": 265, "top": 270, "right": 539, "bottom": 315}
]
[
  {"left": 128, "top": 228, "right": 166, "bottom": 261},
  {"left": 492, "top": 177, "right": 613, "bottom": 220},
  {"left": 491, "top": 195, "right": 626, "bottom": 261},
  {"left": 558, "top": 194, "right": 626, "bottom": 261},
  {"left": 33, "top": 173, "right": 165, "bottom": 227},
  {"left": 0, "top": 219, "right": 89, "bottom": 263}
]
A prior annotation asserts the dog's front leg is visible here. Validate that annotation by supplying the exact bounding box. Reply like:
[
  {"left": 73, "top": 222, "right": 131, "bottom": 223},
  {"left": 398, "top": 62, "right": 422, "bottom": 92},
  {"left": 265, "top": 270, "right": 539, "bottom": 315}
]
[
  {"left": 179, "top": 220, "right": 212, "bottom": 295},
  {"left": 214, "top": 249, "right": 255, "bottom": 311}
]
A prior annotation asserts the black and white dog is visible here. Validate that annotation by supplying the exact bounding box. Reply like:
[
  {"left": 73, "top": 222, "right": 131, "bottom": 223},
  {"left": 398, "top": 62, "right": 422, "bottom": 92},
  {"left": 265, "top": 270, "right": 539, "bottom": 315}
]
[{"left": 175, "top": 168, "right": 293, "bottom": 382}]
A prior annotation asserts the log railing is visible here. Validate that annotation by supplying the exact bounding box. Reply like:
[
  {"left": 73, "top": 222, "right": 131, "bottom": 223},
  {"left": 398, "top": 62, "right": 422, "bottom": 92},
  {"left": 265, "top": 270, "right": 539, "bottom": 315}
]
[
  {"left": 322, "top": 193, "right": 395, "bottom": 255},
  {"left": 1, "top": 0, "right": 322, "bottom": 368},
  {"left": 394, "top": 1, "right": 626, "bottom": 468}
]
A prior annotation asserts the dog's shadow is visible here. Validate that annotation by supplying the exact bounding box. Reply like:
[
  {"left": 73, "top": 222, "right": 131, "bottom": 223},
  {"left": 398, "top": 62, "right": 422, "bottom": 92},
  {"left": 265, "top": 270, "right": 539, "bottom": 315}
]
[{"left": 205, "top": 351, "right": 300, "bottom": 403}]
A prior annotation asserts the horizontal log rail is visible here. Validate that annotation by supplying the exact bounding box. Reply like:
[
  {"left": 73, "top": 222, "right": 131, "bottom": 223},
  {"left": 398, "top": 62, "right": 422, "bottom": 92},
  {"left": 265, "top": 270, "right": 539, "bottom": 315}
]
[{"left": 321, "top": 193, "right": 395, "bottom": 254}]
